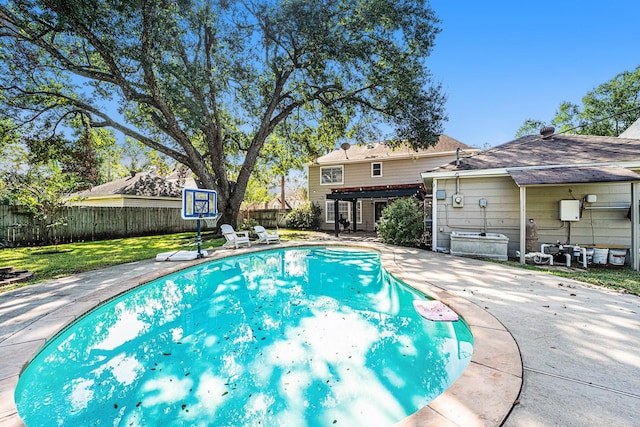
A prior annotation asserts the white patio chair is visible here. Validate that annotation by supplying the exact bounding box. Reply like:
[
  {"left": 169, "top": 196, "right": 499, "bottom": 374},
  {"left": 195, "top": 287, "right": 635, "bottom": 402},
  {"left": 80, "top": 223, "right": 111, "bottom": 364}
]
[
  {"left": 254, "top": 225, "right": 280, "bottom": 244},
  {"left": 220, "top": 224, "right": 251, "bottom": 248}
]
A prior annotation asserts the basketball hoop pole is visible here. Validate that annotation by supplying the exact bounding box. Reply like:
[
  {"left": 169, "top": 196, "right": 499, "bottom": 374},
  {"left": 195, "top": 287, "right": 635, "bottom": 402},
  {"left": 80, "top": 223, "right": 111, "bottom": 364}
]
[
  {"left": 181, "top": 188, "right": 217, "bottom": 259},
  {"left": 197, "top": 214, "right": 203, "bottom": 259}
]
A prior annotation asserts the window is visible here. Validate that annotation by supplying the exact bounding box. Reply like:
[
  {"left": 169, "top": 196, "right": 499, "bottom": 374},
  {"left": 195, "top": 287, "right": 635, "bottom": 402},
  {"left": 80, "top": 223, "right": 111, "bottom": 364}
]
[
  {"left": 320, "top": 166, "right": 344, "bottom": 185},
  {"left": 325, "top": 201, "right": 362, "bottom": 223},
  {"left": 371, "top": 162, "right": 382, "bottom": 177}
]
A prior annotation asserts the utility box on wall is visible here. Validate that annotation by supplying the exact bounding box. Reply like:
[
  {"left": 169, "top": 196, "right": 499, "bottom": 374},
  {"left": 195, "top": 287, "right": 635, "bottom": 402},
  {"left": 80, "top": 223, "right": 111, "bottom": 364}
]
[{"left": 559, "top": 200, "right": 580, "bottom": 221}]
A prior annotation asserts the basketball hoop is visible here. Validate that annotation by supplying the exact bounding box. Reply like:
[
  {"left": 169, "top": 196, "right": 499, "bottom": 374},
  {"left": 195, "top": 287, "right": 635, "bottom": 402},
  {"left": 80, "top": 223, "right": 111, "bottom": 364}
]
[
  {"left": 182, "top": 188, "right": 218, "bottom": 220},
  {"left": 182, "top": 189, "right": 218, "bottom": 258}
]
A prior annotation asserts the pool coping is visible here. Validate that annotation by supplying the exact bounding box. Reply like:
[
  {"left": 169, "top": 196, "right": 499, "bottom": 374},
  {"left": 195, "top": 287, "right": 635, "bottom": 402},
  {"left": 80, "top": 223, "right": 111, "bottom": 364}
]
[{"left": 0, "top": 241, "right": 522, "bottom": 426}]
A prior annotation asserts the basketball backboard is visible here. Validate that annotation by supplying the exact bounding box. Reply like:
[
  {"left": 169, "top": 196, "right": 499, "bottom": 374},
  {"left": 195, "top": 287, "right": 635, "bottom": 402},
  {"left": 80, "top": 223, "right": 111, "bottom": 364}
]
[{"left": 182, "top": 188, "right": 218, "bottom": 220}]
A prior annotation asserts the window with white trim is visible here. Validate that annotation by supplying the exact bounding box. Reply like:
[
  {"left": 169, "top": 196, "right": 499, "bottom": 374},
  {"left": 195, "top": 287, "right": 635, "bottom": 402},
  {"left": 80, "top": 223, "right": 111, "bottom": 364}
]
[
  {"left": 325, "top": 201, "right": 362, "bottom": 223},
  {"left": 320, "top": 166, "right": 344, "bottom": 185},
  {"left": 371, "top": 162, "right": 382, "bottom": 177}
]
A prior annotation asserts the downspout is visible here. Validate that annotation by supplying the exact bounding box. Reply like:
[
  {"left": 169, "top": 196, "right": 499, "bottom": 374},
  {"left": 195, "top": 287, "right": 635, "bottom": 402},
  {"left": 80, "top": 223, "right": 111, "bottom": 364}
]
[
  {"left": 632, "top": 182, "right": 639, "bottom": 271},
  {"left": 432, "top": 179, "right": 439, "bottom": 251}
]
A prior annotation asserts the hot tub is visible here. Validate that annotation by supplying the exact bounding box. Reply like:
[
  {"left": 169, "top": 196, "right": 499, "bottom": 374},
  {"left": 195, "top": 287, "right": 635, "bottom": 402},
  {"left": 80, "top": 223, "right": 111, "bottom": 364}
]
[{"left": 450, "top": 231, "right": 509, "bottom": 261}]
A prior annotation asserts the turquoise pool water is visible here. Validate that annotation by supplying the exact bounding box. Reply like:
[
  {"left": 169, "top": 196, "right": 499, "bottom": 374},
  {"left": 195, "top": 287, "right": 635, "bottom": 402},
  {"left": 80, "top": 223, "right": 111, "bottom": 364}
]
[{"left": 15, "top": 247, "right": 473, "bottom": 426}]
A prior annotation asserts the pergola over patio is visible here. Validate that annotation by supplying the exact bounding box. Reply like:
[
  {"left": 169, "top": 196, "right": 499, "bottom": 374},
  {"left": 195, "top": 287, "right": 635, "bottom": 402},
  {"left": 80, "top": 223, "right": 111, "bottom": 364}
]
[{"left": 326, "top": 183, "right": 426, "bottom": 236}]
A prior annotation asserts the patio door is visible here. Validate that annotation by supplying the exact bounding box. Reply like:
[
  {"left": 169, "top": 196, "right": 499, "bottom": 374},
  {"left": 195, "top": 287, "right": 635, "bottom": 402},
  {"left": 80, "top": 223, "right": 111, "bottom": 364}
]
[{"left": 374, "top": 201, "right": 387, "bottom": 224}]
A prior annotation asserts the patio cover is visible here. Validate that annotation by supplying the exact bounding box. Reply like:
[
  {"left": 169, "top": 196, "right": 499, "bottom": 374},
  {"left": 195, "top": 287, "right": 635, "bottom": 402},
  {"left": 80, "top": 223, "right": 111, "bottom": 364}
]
[
  {"left": 507, "top": 164, "right": 640, "bottom": 271},
  {"left": 326, "top": 183, "right": 425, "bottom": 200},
  {"left": 326, "top": 183, "right": 426, "bottom": 236},
  {"left": 507, "top": 165, "right": 640, "bottom": 186}
]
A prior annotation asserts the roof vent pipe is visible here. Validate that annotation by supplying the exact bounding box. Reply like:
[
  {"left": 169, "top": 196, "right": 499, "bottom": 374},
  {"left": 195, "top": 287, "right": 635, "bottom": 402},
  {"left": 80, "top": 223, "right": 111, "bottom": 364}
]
[
  {"left": 456, "top": 147, "right": 460, "bottom": 166},
  {"left": 540, "top": 126, "right": 555, "bottom": 139}
]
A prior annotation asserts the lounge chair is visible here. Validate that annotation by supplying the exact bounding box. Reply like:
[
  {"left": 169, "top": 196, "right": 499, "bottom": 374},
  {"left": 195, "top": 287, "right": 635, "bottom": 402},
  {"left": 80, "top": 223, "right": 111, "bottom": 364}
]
[
  {"left": 220, "top": 224, "right": 251, "bottom": 248},
  {"left": 254, "top": 225, "right": 280, "bottom": 244}
]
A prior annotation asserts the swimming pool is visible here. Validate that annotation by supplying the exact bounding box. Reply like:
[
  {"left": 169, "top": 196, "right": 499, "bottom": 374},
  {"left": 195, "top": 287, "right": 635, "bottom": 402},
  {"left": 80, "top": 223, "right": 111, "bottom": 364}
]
[{"left": 15, "top": 247, "right": 473, "bottom": 426}]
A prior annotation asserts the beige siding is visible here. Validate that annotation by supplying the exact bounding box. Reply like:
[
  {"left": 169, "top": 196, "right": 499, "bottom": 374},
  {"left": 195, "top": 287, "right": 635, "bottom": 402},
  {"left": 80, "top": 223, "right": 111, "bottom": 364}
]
[
  {"left": 121, "top": 198, "right": 182, "bottom": 208},
  {"left": 309, "top": 154, "right": 458, "bottom": 231},
  {"left": 433, "top": 175, "right": 634, "bottom": 256},
  {"left": 73, "top": 196, "right": 182, "bottom": 209},
  {"left": 526, "top": 184, "right": 632, "bottom": 247},
  {"left": 433, "top": 176, "right": 521, "bottom": 252}
]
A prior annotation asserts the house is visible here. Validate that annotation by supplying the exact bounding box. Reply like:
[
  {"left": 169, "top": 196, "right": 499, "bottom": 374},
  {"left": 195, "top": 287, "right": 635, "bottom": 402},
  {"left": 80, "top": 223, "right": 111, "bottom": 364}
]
[
  {"left": 71, "top": 170, "right": 197, "bottom": 208},
  {"left": 307, "top": 136, "right": 478, "bottom": 234},
  {"left": 421, "top": 128, "right": 640, "bottom": 270}
]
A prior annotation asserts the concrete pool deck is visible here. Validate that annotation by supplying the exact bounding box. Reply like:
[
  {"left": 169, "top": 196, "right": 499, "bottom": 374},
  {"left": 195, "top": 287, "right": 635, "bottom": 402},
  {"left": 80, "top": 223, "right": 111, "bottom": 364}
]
[{"left": 1, "top": 241, "right": 639, "bottom": 426}]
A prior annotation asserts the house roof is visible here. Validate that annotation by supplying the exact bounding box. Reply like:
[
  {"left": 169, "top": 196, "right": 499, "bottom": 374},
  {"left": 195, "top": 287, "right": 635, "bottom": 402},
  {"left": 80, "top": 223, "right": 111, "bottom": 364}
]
[
  {"left": 508, "top": 165, "right": 640, "bottom": 186},
  {"left": 326, "top": 183, "right": 425, "bottom": 200},
  {"left": 429, "top": 133, "right": 640, "bottom": 173},
  {"left": 619, "top": 117, "right": 640, "bottom": 138},
  {"left": 75, "top": 172, "right": 186, "bottom": 198},
  {"left": 314, "top": 135, "right": 476, "bottom": 165}
]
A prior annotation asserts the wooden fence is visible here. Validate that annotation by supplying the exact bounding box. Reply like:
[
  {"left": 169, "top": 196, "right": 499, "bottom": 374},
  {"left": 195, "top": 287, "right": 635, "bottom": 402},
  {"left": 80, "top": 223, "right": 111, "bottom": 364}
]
[
  {"left": 239, "top": 209, "right": 290, "bottom": 228},
  {"left": 0, "top": 205, "right": 200, "bottom": 246}
]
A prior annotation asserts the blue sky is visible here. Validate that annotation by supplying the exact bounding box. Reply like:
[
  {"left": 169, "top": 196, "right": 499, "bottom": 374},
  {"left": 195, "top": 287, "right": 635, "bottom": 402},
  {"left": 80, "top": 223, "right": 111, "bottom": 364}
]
[{"left": 428, "top": 1, "right": 640, "bottom": 148}]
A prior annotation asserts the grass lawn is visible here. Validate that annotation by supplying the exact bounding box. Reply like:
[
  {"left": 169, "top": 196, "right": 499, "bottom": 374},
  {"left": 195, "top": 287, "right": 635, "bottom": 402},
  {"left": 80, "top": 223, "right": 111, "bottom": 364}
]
[
  {"left": 496, "top": 260, "right": 640, "bottom": 297},
  {"left": 0, "top": 232, "right": 226, "bottom": 291},
  {"left": 1, "top": 230, "right": 639, "bottom": 296}
]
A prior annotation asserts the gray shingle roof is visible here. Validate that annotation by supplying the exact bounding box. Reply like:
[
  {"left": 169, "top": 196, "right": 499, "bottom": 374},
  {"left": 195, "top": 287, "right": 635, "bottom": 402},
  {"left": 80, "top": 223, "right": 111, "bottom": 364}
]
[
  {"left": 315, "top": 135, "right": 476, "bottom": 164},
  {"left": 75, "top": 172, "right": 183, "bottom": 198},
  {"left": 431, "top": 133, "right": 640, "bottom": 172},
  {"left": 508, "top": 165, "right": 640, "bottom": 185}
]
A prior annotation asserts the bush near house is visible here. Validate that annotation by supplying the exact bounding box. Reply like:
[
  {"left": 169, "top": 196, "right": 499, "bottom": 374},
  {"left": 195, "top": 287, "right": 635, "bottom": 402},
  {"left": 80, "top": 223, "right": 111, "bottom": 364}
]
[
  {"left": 285, "top": 202, "right": 321, "bottom": 230},
  {"left": 377, "top": 198, "right": 424, "bottom": 247}
]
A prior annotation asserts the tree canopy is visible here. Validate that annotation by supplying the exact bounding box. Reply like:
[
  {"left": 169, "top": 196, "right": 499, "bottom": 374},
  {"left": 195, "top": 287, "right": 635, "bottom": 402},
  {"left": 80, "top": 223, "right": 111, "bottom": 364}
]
[
  {"left": 516, "top": 66, "right": 640, "bottom": 138},
  {"left": 0, "top": 0, "right": 446, "bottom": 225}
]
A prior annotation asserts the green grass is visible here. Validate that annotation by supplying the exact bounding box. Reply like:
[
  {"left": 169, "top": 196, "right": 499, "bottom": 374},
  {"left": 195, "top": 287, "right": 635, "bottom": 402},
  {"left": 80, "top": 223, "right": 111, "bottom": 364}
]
[
  {"left": 496, "top": 260, "right": 640, "bottom": 296},
  {"left": 0, "top": 232, "right": 226, "bottom": 291}
]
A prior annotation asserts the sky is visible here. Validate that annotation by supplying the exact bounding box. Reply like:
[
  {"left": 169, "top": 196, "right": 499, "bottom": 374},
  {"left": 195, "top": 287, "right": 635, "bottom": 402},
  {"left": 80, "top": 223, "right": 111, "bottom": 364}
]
[{"left": 427, "top": 1, "right": 640, "bottom": 148}]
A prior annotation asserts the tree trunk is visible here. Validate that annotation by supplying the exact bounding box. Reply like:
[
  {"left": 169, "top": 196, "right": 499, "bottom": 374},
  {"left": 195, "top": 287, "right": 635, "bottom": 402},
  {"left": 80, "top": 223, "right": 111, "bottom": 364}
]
[{"left": 221, "top": 196, "right": 240, "bottom": 229}]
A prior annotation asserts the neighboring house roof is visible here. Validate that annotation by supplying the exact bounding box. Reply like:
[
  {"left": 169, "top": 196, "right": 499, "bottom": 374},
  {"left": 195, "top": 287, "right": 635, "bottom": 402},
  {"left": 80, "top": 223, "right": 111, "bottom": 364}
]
[
  {"left": 430, "top": 133, "right": 640, "bottom": 173},
  {"left": 313, "top": 135, "right": 477, "bottom": 165},
  {"left": 75, "top": 171, "right": 193, "bottom": 199},
  {"left": 619, "top": 117, "right": 640, "bottom": 138}
]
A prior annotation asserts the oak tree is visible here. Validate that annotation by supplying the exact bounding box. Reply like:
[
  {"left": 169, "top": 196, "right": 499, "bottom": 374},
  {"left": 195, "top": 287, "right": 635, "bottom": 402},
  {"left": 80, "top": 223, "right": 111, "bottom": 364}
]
[{"left": 0, "top": 0, "right": 446, "bottom": 226}]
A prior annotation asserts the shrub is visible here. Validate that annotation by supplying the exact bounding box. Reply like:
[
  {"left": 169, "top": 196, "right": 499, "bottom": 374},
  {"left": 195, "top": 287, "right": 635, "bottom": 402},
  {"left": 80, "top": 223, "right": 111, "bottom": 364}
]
[
  {"left": 285, "top": 202, "right": 321, "bottom": 230},
  {"left": 376, "top": 197, "right": 424, "bottom": 247},
  {"left": 238, "top": 217, "right": 258, "bottom": 232}
]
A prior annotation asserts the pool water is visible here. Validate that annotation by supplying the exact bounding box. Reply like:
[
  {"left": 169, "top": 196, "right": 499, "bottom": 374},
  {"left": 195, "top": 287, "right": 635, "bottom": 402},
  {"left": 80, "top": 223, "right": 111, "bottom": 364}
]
[{"left": 15, "top": 247, "right": 473, "bottom": 426}]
